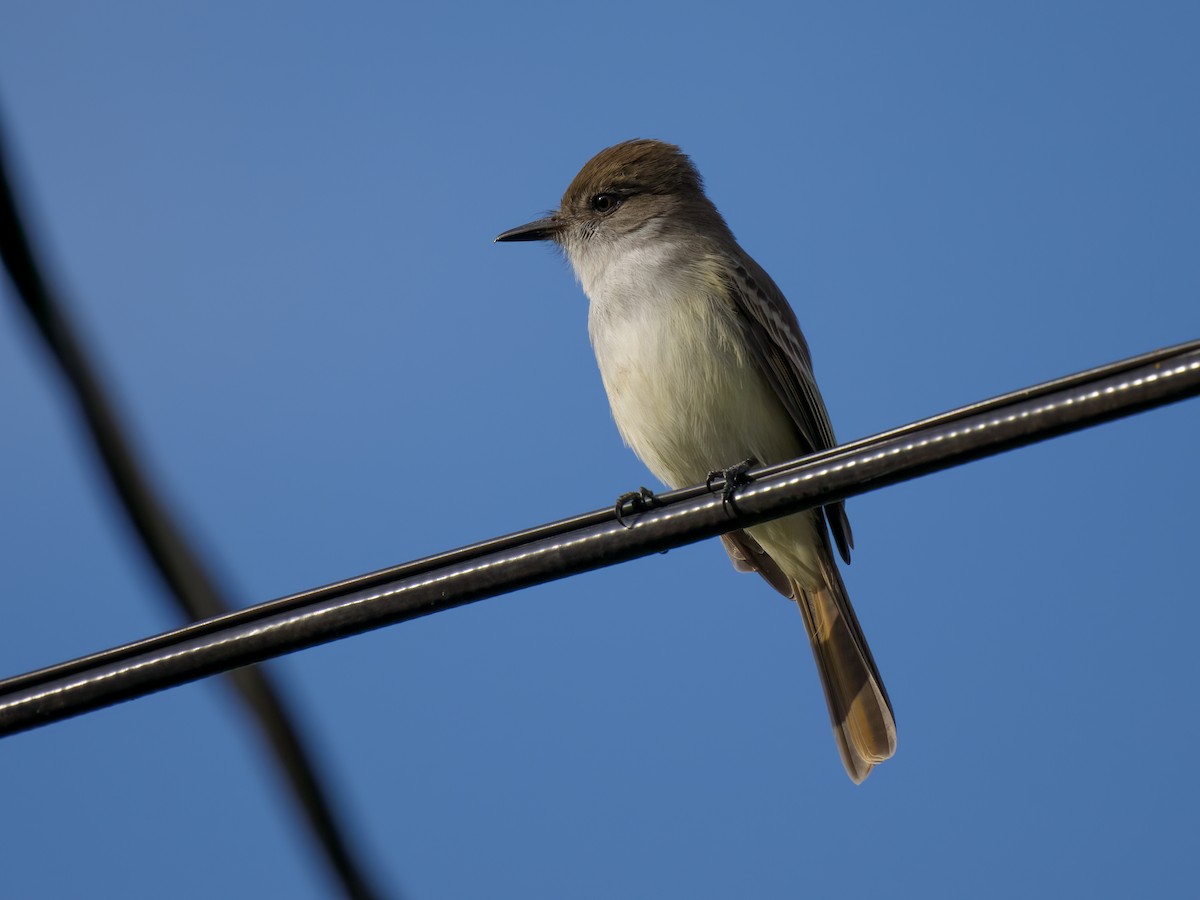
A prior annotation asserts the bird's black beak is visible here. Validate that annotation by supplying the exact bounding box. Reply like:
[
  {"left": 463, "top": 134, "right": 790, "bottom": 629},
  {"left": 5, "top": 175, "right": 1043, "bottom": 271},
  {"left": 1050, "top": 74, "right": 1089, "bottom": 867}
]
[{"left": 494, "top": 216, "right": 561, "bottom": 243}]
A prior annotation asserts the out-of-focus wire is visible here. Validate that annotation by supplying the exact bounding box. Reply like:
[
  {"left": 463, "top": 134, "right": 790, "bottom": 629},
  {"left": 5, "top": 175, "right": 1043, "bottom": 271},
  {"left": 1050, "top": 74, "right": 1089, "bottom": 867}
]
[{"left": 0, "top": 115, "right": 391, "bottom": 900}]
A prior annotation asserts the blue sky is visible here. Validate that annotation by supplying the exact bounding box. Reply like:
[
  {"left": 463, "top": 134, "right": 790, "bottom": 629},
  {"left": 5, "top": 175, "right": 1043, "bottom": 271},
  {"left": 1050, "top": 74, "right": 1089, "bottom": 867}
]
[{"left": 1, "top": 3, "right": 1197, "bottom": 898}]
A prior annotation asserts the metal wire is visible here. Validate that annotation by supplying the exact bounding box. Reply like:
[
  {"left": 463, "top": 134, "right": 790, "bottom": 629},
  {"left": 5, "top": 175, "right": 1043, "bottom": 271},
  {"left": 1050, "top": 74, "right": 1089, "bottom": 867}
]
[
  {"left": 2, "top": 338, "right": 1197, "bottom": 737},
  {"left": 0, "top": 115, "right": 390, "bottom": 899}
]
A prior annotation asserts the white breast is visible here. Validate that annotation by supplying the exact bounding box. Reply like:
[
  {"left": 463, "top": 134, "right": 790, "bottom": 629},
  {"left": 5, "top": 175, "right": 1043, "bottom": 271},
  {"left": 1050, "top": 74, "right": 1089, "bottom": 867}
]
[{"left": 574, "top": 237, "right": 801, "bottom": 490}]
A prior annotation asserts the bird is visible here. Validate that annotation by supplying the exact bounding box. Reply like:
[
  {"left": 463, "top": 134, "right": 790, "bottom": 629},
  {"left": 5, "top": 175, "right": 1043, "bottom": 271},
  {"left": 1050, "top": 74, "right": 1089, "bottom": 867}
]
[{"left": 496, "top": 139, "right": 895, "bottom": 782}]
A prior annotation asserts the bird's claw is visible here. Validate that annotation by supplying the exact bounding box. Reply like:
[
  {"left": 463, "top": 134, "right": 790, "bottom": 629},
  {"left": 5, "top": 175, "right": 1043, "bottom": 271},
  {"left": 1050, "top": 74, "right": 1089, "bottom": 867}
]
[
  {"left": 615, "top": 486, "right": 660, "bottom": 529},
  {"left": 706, "top": 457, "right": 759, "bottom": 512}
]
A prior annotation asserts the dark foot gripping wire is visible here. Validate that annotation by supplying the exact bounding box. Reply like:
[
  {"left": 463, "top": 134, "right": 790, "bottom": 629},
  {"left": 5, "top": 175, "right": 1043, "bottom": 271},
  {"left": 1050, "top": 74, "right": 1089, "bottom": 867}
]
[{"left": 706, "top": 457, "right": 759, "bottom": 511}]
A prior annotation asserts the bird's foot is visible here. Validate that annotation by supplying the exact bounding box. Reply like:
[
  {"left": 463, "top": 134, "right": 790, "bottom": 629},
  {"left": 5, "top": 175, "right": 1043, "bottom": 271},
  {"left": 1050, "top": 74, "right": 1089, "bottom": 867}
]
[
  {"left": 706, "top": 457, "right": 759, "bottom": 513},
  {"left": 615, "top": 486, "right": 660, "bottom": 529}
]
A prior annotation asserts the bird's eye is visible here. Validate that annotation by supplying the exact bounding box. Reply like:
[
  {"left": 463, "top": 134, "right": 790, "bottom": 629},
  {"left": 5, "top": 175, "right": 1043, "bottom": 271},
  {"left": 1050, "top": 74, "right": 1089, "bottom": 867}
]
[{"left": 590, "top": 192, "right": 621, "bottom": 214}]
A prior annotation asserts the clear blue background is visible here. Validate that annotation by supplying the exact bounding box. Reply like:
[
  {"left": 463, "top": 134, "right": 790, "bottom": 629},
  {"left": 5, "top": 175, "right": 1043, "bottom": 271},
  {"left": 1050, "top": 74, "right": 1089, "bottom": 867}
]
[{"left": 1, "top": 3, "right": 1197, "bottom": 898}]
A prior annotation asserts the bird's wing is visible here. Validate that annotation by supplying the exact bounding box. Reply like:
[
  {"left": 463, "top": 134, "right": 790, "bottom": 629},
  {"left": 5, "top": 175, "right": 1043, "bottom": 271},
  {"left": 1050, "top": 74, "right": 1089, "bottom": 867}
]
[
  {"left": 720, "top": 530, "right": 794, "bottom": 597},
  {"left": 717, "top": 249, "right": 854, "bottom": 563}
]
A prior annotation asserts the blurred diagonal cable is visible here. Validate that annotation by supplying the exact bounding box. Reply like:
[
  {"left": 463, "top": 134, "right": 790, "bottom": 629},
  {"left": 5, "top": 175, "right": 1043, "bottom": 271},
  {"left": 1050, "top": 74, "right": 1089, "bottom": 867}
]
[{"left": 0, "top": 116, "right": 390, "bottom": 900}]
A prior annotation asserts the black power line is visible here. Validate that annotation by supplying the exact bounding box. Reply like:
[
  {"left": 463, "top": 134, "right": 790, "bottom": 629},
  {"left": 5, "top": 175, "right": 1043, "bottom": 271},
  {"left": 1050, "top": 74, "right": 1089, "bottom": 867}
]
[
  {"left": 2, "top": 338, "right": 1196, "bottom": 736},
  {"left": 0, "top": 115, "right": 391, "bottom": 900}
]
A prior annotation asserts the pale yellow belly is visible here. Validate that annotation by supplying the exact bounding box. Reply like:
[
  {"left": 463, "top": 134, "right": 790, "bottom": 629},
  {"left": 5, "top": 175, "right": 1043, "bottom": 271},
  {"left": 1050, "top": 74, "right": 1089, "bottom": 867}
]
[{"left": 591, "top": 300, "right": 824, "bottom": 586}]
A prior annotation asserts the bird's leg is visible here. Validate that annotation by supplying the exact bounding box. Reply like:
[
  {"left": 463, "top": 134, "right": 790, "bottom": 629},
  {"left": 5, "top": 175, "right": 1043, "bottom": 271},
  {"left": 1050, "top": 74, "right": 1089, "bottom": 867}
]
[
  {"left": 706, "top": 457, "right": 759, "bottom": 513},
  {"left": 615, "top": 486, "right": 661, "bottom": 529}
]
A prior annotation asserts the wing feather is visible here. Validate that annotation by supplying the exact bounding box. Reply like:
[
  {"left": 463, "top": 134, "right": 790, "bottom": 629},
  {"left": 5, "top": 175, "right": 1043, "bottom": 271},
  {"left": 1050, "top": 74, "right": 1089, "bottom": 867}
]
[{"left": 718, "top": 252, "right": 854, "bottom": 563}]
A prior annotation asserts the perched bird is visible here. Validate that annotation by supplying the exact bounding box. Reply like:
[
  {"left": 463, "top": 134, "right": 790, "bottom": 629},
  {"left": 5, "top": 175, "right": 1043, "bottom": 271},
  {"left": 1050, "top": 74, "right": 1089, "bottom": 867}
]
[{"left": 496, "top": 139, "right": 895, "bottom": 782}]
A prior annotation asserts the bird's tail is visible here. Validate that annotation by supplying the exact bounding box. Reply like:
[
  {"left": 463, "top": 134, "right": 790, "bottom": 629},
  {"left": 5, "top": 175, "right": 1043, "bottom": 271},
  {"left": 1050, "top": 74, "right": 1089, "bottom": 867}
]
[
  {"left": 720, "top": 527, "right": 896, "bottom": 782},
  {"left": 792, "top": 549, "right": 896, "bottom": 783}
]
